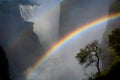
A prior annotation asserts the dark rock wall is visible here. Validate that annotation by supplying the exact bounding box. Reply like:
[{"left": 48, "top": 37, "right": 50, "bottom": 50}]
[
  {"left": 0, "top": 0, "right": 44, "bottom": 80},
  {"left": 0, "top": 46, "right": 11, "bottom": 80},
  {"left": 59, "top": 0, "right": 113, "bottom": 38},
  {"left": 101, "top": 0, "right": 120, "bottom": 68}
]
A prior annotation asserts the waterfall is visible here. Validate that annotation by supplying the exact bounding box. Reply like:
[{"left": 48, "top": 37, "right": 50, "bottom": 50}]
[
  {"left": 19, "top": 2, "right": 60, "bottom": 50},
  {"left": 19, "top": 1, "right": 61, "bottom": 79},
  {"left": 19, "top": 5, "right": 35, "bottom": 22},
  {"left": 33, "top": 5, "right": 60, "bottom": 49}
]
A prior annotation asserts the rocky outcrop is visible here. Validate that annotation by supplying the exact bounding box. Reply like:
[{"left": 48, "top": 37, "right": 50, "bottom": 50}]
[
  {"left": 0, "top": 46, "right": 11, "bottom": 80},
  {"left": 0, "top": 1, "right": 44, "bottom": 80},
  {"left": 94, "top": 59, "right": 120, "bottom": 80},
  {"left": 59, "top": 0, "right": 83, "bottom": 38},
  {"left": 101, "top": 0, "right": 120, "bottom": 68},
  {"left": 59, "top": 0, "right": 114, "bottom": 38}
]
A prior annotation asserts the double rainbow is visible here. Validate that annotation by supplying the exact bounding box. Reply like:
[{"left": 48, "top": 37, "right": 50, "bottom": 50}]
[{"left": 27, "top": 13, "right": 120, "bottom": 79}]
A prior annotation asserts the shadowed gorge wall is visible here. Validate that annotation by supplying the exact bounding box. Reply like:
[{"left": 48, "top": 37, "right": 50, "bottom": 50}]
[
  {"left": 0, "top": 46, "right": 11, "bottom": 80},
  {"left": 0, "top": 0, "right": 44, "bottom": 80},
  {"left": 101, "top": 0, "right": 120, "bottom": 68},
  {"left": 59, "top": 0, "right": 114, "bottom": 38}
]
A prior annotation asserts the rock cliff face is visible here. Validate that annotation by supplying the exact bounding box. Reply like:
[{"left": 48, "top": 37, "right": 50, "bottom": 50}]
[
  {"left": 101, "top": 0, "right": 120, "bottom": 68},
  {"left": 0, "top": 1, "right": 44, "bottom": 80},
  {"left": 59, "top": 0, "right": 84, "bottom": 38},
  {"left": 0, "top": 46, "right": 11, "bottom": 80},
  {"left": 59, "top": 0, "right": 113, "bottom": 38}
]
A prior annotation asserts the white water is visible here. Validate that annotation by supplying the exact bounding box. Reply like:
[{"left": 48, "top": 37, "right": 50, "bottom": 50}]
[
  {"left": 33, "top": 5, "right": 60, "bottom": 49},
  {"left": 19, "top": 1, "right": 61, "bottom": 79},
  {"left": 19, "top": 5, "right": 35, "bottom": 22},
  {"left": 19, "top": 2, "right": 60, "bottom": 50}
]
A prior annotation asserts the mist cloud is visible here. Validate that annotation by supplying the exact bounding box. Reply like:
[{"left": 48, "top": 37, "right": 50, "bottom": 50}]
[{"left": 19, "top": 0, "right": 114, "bottom": 80}]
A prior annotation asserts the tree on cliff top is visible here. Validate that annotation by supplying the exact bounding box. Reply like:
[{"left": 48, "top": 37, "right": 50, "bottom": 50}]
[{"left": 76, "top": 40, "right": 102, "bottom": 75}]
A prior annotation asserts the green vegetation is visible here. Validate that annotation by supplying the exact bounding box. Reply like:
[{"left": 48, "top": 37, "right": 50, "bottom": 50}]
[
  {"left": 93, "top": 0, "right": 120, "bottom": 79},
  {"left": 93, "top": 27, "right": 120, "bottom": 80},
  {"left": 109, "top": 27, "right": 120, "bottom": 55},
  {"left": 75, "top": 26, "right": 120, "bottom": 80},
  {"left": 75, "top": 0, "right": 120, "bottom": 80},
  {"left": 76, "top": 40, "right": 102, "bottom": 75},
  {"left": 93, "top": 56, "right": 120, "bottom": 80}
]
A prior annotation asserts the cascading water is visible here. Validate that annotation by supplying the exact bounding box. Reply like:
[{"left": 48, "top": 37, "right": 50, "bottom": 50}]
[
  {"left": 19, "top": 1, "right": 61, "bottom": 79},
  {"left": 19, "top": 1, "right": 60, "bottom": 50},
  {"left": 33, "top": 5, "right": 60, "bottom": 49},
  {"left": 19, "top": 5, "right": 35, "bottom": 22}
]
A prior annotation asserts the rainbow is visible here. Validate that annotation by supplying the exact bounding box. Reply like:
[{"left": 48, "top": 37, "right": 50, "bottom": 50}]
[{"left": 27, "top": 13, "right": 120, "bottom": 79}]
